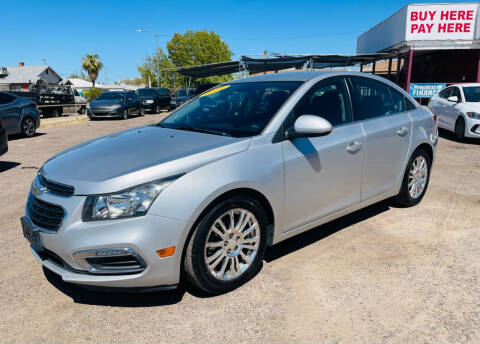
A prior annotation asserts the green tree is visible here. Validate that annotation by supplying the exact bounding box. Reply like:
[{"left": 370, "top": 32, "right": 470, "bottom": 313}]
[
  {"left": 138, "top": 48, "right": 175, "bottom": 88},
  {"left": 81, "top": 54, "right": 103, "bottom": 88},
  {"left": 167, "top": 30, "right": 233, "bottom": 84}
]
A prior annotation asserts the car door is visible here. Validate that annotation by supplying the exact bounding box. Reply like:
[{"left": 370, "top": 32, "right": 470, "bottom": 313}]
[
  {"left": 126, "top": 92, "right": 138, "bottom": 114},
  {"left": 435, "top": 87, "right": 454, "bottom": 130},
  {"left": 0, "top": 93, "right": 21, "bottom": 135},
  {"left": 282, "top": 77, "right": 364, "bottom": 231},
  {"left": 348, "top": 76, "right": 413, "bottom": 201},
  {"left": 444, "top": 86, "right": 463, "bottom": 129}
]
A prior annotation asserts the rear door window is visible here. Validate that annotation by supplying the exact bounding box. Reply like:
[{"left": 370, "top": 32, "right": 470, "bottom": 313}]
[
  {"left": 0, "top": 93, "right": 16, "bottom": 105},
  {"left": 388, "top": 87, "right": 406, "bottom": 113},
  {"left": 349, "top": 77, "right": 396, "bottom": 121}
]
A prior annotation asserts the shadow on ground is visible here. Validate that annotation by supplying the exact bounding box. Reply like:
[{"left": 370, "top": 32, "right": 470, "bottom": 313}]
[
  {"left": 0, "top": 161, "right": 20, "bottom": 173},
  {"left": 44, "top": 201, "right": 391, "bottom": 307},
  {"left": 438, "top": 128, "right": 480, "bottom": 145},
  {"left": 7, "top": 132, "right": 46, "bottom": 141}
]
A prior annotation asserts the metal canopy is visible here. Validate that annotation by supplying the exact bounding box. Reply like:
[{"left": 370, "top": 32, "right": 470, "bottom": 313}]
[{"left": 169, "top": 53, "right": 388, "bottom": 79}]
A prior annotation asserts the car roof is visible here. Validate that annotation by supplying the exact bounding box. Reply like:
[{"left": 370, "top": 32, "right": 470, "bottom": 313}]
[{"left": 228, "top": 71, "right": 334, "bottom": 83}]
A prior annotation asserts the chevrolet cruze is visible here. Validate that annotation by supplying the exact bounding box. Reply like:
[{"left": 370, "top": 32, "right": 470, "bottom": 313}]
[{"left": 22, "top": 72, "right": 437, "bottom": 294}]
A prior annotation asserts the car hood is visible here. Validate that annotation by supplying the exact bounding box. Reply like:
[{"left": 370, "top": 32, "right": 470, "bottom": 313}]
[
  {"left": 40, "top": 126, "right": 251, "bottom": 195},
  {"left": 139, "top": 96, "right": 155, "bottom": 100},
  {"left": 90, "top": 99, "right": 123, "bottom": 107}
]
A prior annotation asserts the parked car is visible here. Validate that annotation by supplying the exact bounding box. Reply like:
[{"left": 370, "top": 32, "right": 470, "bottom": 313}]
[
  {"left": 0, "top": 91, "right": 40, "bottom": 137},
  {"left": 428, "top": 83, "right": 480, "bottom": 140},
  {"left": 87, "top": 91, "right": 143, "bottom": 120},
  {"left": 22, "top": 71, "right": 437, "bottom": 294},
  {"left": 170, "top": 88, "right": 196, "bottom": 109},
  {"left": 0, "top": 119, "right": 7, "bottom": 156},
  {"left": 137, "top": 88, "right": 171, "bottom": 113}
]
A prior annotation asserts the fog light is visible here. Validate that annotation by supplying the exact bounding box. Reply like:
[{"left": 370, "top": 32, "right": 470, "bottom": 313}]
[{"left": 157, "top": 246, "right": 175, "bottom": 258}]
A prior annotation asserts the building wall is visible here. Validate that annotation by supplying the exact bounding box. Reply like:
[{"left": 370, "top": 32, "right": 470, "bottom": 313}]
[{"left": 39, "top": 67, "right": 62, "bottom": 84}]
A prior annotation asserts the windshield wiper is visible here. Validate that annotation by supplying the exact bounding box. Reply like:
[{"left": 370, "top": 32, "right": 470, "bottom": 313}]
[{"left": 169, "top": 126, "right": 231, "bottom": 137}]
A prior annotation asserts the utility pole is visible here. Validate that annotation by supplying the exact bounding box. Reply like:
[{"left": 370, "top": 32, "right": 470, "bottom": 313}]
[{"left": 137, "top": 29, "right": 161, "bottom": 87}]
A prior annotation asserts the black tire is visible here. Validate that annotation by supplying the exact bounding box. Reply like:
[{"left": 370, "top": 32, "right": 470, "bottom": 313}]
[
  {"left": 455, "top": 117, "right": 465, "bottom": 142},
  {"left": 21, "top": 117, "right": 36, "bottom": 137},
  {"left": 50, "top": 108, "right": 60, "bottom": 118},
  {"left": 395, "top": 148, "right": 431, "bottom": 207},
  {"left": 184, "top": 195, "right": 267, "bottom": 294},
  {"left": 121, "top": 109, "right": 128, "bottom": 120},
  {"left": 139, "top": 106, "right": 145, "bottom": 116},
  {"left": 155, "top": 105, "right": 160, "bottom": 114},
  {"left": 79, "top": 106, "right": 86, "bottom": 115}
]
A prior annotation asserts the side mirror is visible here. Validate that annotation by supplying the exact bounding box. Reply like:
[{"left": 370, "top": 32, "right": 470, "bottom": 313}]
[
  {"left": 447, "top": 96, "right": 459, "bottom": 103},
  {"left": 285, "top": 115, "right": 333, "bottom": 140}
]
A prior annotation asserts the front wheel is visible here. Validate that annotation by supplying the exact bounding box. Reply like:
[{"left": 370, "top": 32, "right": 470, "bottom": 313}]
[
  {"left": 121, "top": 109, "right": 128, "bottom": 120},
  {"left": 395, "top": 148, "right": 431, "bottom": 207},
  {"left": 455, "top": 117, "right": 465, "bottom": 142},
  {"left": 139, "top": 107, "right": 145, "bottom": 116},
  {"left": 184, "top": 195, "right": 267, "bottom": 294},
  {"left": 155, "top": 105, "right": 160, "bottom": 114}
]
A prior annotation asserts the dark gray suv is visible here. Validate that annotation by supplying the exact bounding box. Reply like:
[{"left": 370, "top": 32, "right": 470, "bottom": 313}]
[{"left": 0, "top": 92, "right": 40, "bottom": 137}]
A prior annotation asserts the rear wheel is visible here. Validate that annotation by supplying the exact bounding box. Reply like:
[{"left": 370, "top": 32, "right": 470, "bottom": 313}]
[
  {"left": 395, "top": 148, "right": 431, "bottom": 207},
  {"left": 155, "top": 105, "right": 160, "bottom": 114},
  {"left": 21, "top": 117, "right": 36, "bottom": 137},
  {"left": 121, "top": 109, "right": 128, "bottom": 120},
  {"left": 139, "top": 106, "right": 145, "bottom": 116},
  {"left": 455, "top": 117, "right": 465, "bottom": 141},
  {"left": 184, "top": 195, "right": 267, "bottom": 294}
]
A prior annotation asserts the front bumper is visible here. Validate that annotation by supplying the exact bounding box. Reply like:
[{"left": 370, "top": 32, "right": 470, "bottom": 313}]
[
  {"left": 88, "top": 108, "right": 123, "bottom": 118},
  {"left": 23, "top": 192, "right": 191, "bottom": 288},
  {"left": 465, "top": 117, "right": 480, "bottom": 138}
]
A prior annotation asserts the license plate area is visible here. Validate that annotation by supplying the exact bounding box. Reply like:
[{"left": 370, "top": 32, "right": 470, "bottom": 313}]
[{"left": 21, "top": 217, "right": 44, "bottom": 253}]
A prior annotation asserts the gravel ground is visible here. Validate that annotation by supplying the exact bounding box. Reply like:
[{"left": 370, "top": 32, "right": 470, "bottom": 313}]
[{"left": 0, "top": 114, "right": 479, "bottom": 344}]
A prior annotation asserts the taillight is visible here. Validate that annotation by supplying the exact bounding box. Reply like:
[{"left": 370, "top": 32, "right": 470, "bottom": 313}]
[{"left": 433, "top": 114, "right": 438, "bottom": 124}]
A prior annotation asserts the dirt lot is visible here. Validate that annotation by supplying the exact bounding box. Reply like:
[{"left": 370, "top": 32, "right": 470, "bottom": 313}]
[{"left": 0, "top": 114, "right": 479, "bottom": 343}]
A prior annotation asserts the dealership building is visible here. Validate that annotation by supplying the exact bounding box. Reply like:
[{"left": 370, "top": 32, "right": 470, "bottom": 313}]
[{"left": 357, "top": 2, "right": 480, "bottom": 103}]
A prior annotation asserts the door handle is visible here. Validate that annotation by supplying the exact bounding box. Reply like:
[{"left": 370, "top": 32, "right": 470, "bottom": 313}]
[
  {"left": 346, "top": 141, "right": 362, "bottom": 153},
  {"left": 397, "top": 126, "right": 409, "bottom": 136}
]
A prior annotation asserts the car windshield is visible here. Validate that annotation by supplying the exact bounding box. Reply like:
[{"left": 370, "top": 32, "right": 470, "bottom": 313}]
[
  {"left": 97, "top": 92, "right": 125, "bottom": 100},
  {"left": 138, "top": 89, "right": 157, "bottom": 97},
  {"left": 462, "top": 87, "right": 480, "bottom": 102},
  {"left": 161, "top": 81, "right": 302, "bottom": 137}
]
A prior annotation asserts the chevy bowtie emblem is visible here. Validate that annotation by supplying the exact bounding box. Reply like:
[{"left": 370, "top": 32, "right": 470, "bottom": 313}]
[{"left": 32, "top": 180, "right": 46, "bottom": 196}]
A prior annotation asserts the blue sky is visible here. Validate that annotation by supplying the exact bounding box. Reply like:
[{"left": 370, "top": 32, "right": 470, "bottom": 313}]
[{"left": 1, "top": 0, "right": 468, "bottom": 82}]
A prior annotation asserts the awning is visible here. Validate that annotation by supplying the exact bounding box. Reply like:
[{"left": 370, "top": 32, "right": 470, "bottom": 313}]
[{"left": 169, "top": 53, "right": 388, "bottom": 79}]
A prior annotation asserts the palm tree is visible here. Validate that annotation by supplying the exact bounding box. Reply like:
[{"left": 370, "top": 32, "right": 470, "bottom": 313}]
[{"left": 81, "top": 54, "right": 103, "bottom": 88}]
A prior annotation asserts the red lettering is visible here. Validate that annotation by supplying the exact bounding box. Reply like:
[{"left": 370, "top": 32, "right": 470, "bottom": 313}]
[
  {"left": 450, "top": 10, "right": 457, "bottom": 20},
  {"left": 440, "top": 11, "right": 449, "bottom": 20},
  {"left": 426, "top": 23, "right": 433, "bottom": 33},
  {"left": 438, "top": 23, "right": 447, "bottom": 33},
  {"left": 455, "top": 23, "right": 463, "bottom": 32},
  {"left": 419, "top": 11, "right": 427, "bottom": 21},
  {"left": 458, "top": 10, "right": 466, "bottom": 20},
  {"left": 411, "top": 23, "right": 419, "bottom": 33},
  {"left": 428, "top": 11, "right": 436, "bottom": 20},
  {"left": 418, "top": 24, "right": 426, "bottom": 33},
  {"left": 466, "top": 10, "right": 474, "bottom": 20},
  {"left": 411, "top": 11, "right": 418, "bottom": 21},
  {"left": 465, "top": 23, "right": 471, "bottom": 32},
  {"left": 447, "top": 23, "right": 454, "bottom": 33}
]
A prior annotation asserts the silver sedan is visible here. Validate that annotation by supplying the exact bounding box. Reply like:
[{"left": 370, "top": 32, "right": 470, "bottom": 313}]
[{"left": 22, "top": 71, "right": 437, "bottom": 294}]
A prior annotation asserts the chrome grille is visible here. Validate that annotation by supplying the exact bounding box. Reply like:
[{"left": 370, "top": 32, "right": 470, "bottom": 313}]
[
  {"left": 38, "top": 175, "right": 74, "bottom": 196},
  {"left": 27, "top": 194, "right": 65, "bottom": 231}
]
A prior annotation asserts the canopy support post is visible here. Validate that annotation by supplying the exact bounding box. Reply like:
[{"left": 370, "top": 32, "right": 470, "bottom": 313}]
[
  {"left": 405, "top": 48, "right": 414, "bottom": 92},
  {"left": 387, "top": 57, "right": 392, "bottom": 80},
  {"left": 396, "top": 53, "right": 401, "bottom": 84}
]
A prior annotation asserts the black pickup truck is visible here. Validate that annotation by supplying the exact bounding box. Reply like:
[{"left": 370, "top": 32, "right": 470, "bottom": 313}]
[{"left": 11, "top": 84, "right": 87, "bottom": 117}]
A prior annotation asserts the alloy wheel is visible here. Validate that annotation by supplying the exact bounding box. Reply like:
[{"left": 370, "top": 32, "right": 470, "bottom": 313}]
[
  {"left": 204, "top": 208, "right": 260, "bottom": 281},
  {"left": 23, "top": 118, "right": 35, "bottom": 137},
  {"left": 408, "top": 156, "right": 428, "bottom": 199}
]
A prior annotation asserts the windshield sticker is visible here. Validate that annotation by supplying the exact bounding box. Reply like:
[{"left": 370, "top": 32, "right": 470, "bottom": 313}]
[{"left": 200, "top": 85, "right": 231, "bottom": 97}]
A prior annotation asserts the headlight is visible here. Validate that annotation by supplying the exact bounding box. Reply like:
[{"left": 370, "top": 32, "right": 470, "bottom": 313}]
[
  {"left": 108, "top": 104, "right": 121, "bottom": 110},
  {"left": 145, "top": 99, "right": 154, "bottom": 104},
  {"left": 82, "top": 176, "right": 181, "bottom": 221},
  {"left": 466, "top": 112, "right": 480, "bottom": 119}
]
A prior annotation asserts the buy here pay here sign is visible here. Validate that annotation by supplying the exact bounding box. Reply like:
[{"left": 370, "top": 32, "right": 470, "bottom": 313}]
[{"left": 406, "top": 3, "right": 478, "bottom": 41}]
